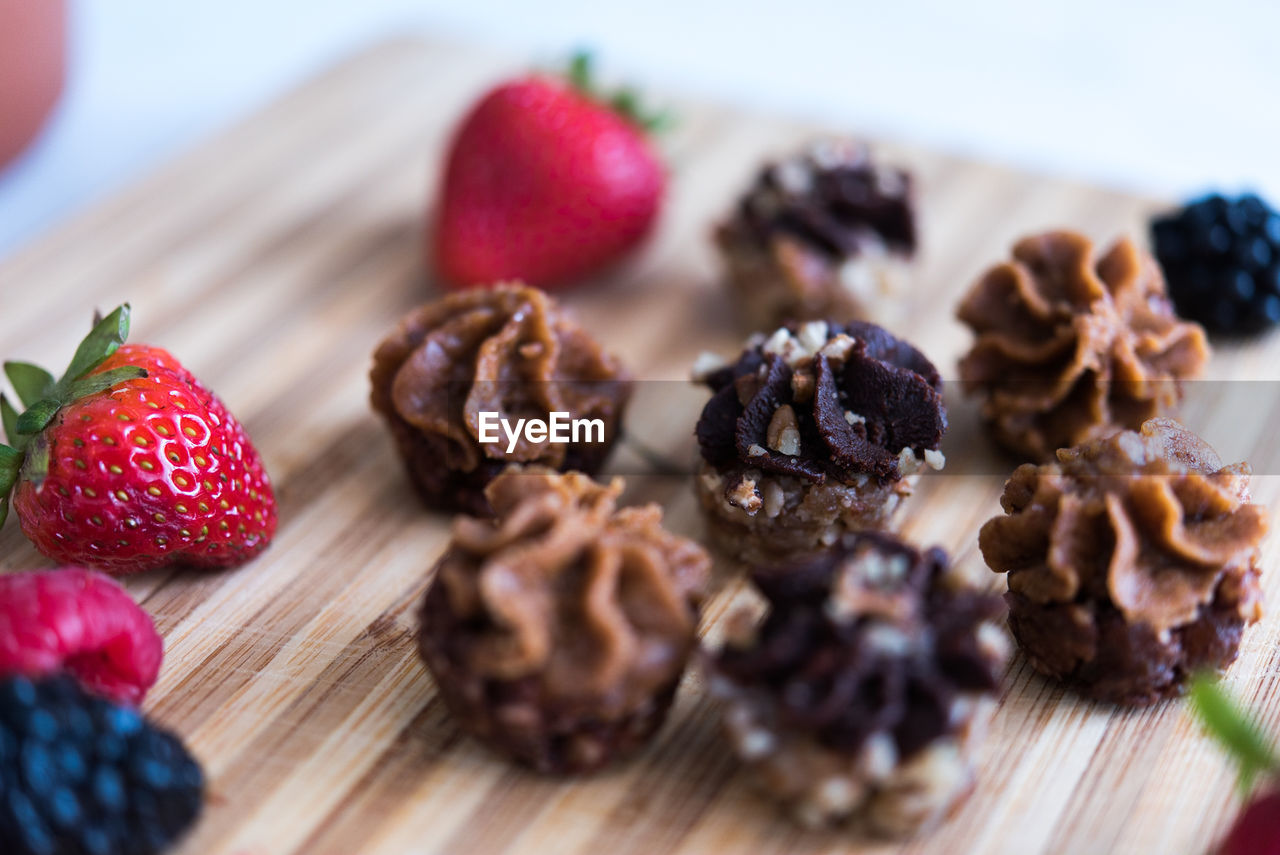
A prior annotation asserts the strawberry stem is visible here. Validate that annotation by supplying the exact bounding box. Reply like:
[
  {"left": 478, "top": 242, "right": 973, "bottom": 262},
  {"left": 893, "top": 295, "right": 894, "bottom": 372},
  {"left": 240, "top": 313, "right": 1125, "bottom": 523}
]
[
  {"left": 0, "top": 303, "right": 147, "bottom": 528},
  {"left": 1190, "top": 674, "right": 1280, "bottom": 794},
  {"left": 563, "top": 49, "right": 674, "bottom": 134}
]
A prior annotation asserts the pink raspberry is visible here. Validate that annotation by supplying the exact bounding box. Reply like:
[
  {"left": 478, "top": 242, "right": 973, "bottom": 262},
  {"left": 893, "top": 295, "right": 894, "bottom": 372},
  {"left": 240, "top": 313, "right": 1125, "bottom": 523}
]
[{"left": 0, "top": 567, "right": 163, "bottom": 705}]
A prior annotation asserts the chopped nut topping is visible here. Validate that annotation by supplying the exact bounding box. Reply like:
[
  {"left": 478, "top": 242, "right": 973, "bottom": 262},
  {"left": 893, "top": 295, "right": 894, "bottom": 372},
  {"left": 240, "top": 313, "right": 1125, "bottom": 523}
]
[
  {"left": 726, "top": 476, "right": 763, "bottom": 513},
  {"left": 696, "top": 320, "right": 945, "bottom": 486},
  {"left": 766, "top": 404, "right": 802, "bottom": 456}
]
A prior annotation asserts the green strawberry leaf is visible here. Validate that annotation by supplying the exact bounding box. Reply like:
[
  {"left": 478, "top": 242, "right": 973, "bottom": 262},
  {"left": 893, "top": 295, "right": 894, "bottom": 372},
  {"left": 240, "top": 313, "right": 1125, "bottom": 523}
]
[
  {"left": 1189, "top": 674, "right": 1279, "bottom": 794},
  {"left": 66, "top": 366, "right": 147, "bottom": 401},
  {"left": 14, "top": 399, "right": 62, "bottom": 436},
  {"left": 1, "top": 394, "right": 20, "bottom": 447},
  {"left": 0, "top": 445, "right": 21, "bottom": 493},
  {"left": 563, "top": 49, "right": 674, "bottom": 135},
  {"left": 0, "top": 444, "right": 19, "bottom": 532},
  {"left": 62, "top": 303, "right": 131, "bottom": 383},
  {"left": 4, "top": 361, "right": 55, "bottom": 408}
]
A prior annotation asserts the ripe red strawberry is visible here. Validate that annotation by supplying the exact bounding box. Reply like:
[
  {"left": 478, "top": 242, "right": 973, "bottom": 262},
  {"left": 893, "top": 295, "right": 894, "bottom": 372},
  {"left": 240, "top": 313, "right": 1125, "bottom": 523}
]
[
  {"left": 433, "top": 52, "right": 667, "bottom": 289},
  {"left": 0, "top": 305, "right": 277, "bottom": 575}
]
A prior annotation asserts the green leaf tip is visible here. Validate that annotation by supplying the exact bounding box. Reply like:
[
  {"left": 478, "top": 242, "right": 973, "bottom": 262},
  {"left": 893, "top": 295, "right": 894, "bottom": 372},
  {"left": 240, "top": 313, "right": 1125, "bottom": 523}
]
[
  {"left": 0, "top": 444, "right": 21, "bottom": 493},
  {"left": 1189, "top": 674, "right": 1279, "bottom": 794},
  {"left": 1, "top": 394, "right": 20, "bottom": 448},
  {"left": 561, "top": 50, "right": 675, "bottom": 135},
  {"left": 64, "top": 303, "right": 132, "bottom": 383}
]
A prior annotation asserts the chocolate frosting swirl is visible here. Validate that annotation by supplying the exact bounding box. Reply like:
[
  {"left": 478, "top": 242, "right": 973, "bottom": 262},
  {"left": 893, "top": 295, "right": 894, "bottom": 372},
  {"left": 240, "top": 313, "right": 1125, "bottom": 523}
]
[
  {"left": 980, "top": 418, "right": 1265, "bottom": 637},
  {"left": 370, "top": 285, "right": 631, "bottom": 513},
  {"left": 957, "top": 231, "right": 1209, "bottom": 461},
  {"left": 422, "top": 468, "right": 709, "bottom": 712}
]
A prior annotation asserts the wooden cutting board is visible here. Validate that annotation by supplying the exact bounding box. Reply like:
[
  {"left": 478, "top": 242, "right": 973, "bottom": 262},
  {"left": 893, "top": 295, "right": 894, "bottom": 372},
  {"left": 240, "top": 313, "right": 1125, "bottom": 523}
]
[{"left": 2, "top": 38, "right": 1278, "bottom": 855}]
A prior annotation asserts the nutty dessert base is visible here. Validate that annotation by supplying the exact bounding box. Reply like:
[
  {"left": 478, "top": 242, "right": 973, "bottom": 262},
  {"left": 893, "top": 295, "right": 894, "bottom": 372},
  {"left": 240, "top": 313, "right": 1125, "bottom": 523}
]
[
  {"left": 419, "top": 582, "right": 682, "bottom": 774},
  {"left": 695, "top": 461, "right": 915, "bottom": 566},
  {"left": 709, "top": 674, "right": 995, "bottom": 836},
  {"left": 719, "top": 234, "right": 911, "bottom": 330},
  {"left": 1006, "top": 586, "right": 1249, "bottom": 707},
  {"left": 386, "top": 417, "right": 618, "bottom": 517}
]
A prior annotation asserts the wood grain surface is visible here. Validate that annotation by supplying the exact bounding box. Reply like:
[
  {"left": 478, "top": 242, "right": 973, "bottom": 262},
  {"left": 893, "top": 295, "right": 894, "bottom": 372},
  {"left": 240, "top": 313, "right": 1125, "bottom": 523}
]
[{"left": 2, "top": 39, "right": 1278, "bottom": 855}]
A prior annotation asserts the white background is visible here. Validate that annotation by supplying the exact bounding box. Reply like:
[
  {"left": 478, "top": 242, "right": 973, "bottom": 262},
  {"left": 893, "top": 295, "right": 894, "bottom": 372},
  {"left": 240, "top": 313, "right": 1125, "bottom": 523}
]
[{"left": 1, "top": 0, "right": 1277, "bottom": 258}]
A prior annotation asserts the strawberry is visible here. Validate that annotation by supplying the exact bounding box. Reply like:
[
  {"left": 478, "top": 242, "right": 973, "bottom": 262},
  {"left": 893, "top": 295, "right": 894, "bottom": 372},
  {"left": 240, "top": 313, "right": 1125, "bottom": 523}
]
[
  {"left": 1220, "top": 791, "right": 1280, "bottom": 855},
  {"left": 0, "top": 304, "right": 277, "bottom": 575},
  {"left": 1190, "top": 676, "right": 1280, "bottom": 854},
  {"left": 433, "top": 52, "right": 668, "bottom": 290}
]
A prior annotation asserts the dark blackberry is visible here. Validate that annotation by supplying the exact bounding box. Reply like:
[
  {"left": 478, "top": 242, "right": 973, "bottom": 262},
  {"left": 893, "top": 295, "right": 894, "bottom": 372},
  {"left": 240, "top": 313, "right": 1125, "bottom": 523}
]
[
  {"left": 1152, "top": 192, "right": 1280, "bottom": 335},
  {"left": 0, "top": 675, "right": 203, "bottom": 855}
]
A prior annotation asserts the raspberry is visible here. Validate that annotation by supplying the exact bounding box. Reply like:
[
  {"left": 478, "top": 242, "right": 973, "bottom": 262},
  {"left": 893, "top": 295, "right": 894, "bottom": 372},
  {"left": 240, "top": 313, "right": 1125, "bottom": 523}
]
[
  {"left": 0, "top": 675, "right": 203, "bottom": 855},
  {"left": 1151, "top": 193, "right": 1280, "bottom": 335},
  {"left": 0, "top": 569, "right": 163, "bottom": 706}
]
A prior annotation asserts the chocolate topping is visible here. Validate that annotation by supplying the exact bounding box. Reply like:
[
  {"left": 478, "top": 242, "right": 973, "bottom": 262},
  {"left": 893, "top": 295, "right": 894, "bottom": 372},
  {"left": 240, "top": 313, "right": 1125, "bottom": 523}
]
[
  {"left": 956, "top": 231, "right": 1210, "bottom": 461},
  {"left": 696, "top": 320, "right": 945, "bottom": 485},
  {"left": 979, "top": 418, "right": 1266, "bottom": 704},
  {"left": 715, "top": 532, "right": 1006, "bottom": 760},
  {"left": 728, "top": 140, "right": 916, "bottom": 260},
  {"left": 370, "top": 285, "right": 631, "bottom": 513},
  {"left": 417, "top": 468, "right": 710, "bottom": 772}
]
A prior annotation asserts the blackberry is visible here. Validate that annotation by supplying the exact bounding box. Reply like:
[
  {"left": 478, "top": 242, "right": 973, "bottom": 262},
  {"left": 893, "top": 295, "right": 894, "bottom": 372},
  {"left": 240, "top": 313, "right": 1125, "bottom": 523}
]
[
  {"left": 1152, "top": 192, "right": 1280, "bottom": 335},
  {"left": 0, "top": 675, "right": 203, "bottom": 855}
]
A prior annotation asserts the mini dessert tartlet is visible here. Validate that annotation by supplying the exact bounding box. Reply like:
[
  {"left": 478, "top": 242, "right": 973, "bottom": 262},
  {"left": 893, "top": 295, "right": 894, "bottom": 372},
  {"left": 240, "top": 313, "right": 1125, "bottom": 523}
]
[
  {"left": 715, "top": 140, "right": 917, "bottom": 329},
  {"left": 370, "top": 284, "right": 631, "bottom": 515},
  {"left": 417, "top": 468, "right": 710, "bottom": 774},
  {"left": 706, "top": 531, "right": 1008, "bottom": 835},
  {"left": 694, "top": 320, "right": 946, "bottom": 566},
  {"left": 979, "top": 418, "right": 1266, "bottom": 706},
  {"left": 956, "top": 230, "right": 1210, "bottom": 461}
]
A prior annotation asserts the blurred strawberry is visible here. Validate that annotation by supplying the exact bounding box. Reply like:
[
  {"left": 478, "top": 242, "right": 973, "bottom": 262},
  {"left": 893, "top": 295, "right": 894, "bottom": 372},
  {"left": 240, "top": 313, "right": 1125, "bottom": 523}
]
[
  {"left": 432, "top": 52, "right": 669, "bottom": 290},
  {"left": 1190, "top": 676, "right": 1280, "bottom": 855}
]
